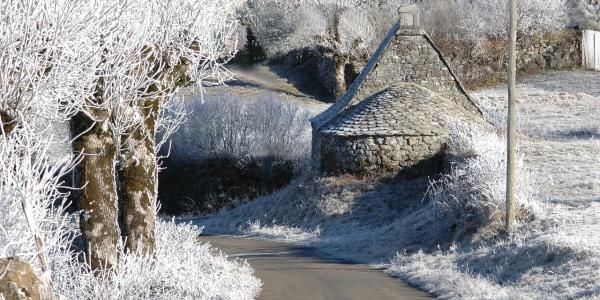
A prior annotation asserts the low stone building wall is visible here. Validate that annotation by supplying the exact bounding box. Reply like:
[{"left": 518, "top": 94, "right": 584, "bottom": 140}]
[
  {"left": 315, "top": 84, "right": 483, "bottom": 175},
  {"left": 311, "top": 17, "right": 486, "bottom": 176},
  {"left": 319, "top": 134, "right": 444, "bottom": 175}
]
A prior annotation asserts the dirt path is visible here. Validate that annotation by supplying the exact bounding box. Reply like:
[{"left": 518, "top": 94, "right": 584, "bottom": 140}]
[
  {"left": 206, "top": 64, "right": 332, "bottom": 103},
  {"left": 199, "top": 235, "right": 431, "bottom": 300}
]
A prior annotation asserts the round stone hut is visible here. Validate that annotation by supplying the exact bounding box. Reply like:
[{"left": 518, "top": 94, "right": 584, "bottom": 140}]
[
  {"left": 311, "top": 6, "right": 486, "bottom": 175},
  {"left": 316, "top": 84, "right": 482, "bottom": 175}
]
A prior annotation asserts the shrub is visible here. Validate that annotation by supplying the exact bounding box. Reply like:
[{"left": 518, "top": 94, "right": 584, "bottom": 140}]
[
  {"left": 167, "top": 92, "right": 313, "bottom": 166},
  {"left": 428, "top": 119, "right": 538, "bottom": 238},
  {"left": 56, "top": 220, "right": 261, "bottom": 299}
]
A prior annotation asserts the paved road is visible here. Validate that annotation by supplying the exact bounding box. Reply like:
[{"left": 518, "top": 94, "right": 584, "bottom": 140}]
[{"left": 198, "top": 235, "right": 432, "bottom": 300}]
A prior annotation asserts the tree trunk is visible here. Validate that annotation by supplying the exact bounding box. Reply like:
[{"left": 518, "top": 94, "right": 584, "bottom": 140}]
[
  {"left": 71, "top": 113, "right": 120, "bottom": 271},
  {"left": 333, "top": 54, "right": 348, "bottom": 100},
  {"left": 330, "top": 9, "right": 347, "bottom": 101},
  {"left": 120, "top": 99, "right": 159, "bottom": 255}
]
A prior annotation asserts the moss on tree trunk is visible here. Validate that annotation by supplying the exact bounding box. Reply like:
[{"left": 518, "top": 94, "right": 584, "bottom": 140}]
[
  {"left": 120, "top": 98, "right": 159, "bottom": 255},
  {"left": 71, "top": 113, "right": 120, "bottom": 271}
]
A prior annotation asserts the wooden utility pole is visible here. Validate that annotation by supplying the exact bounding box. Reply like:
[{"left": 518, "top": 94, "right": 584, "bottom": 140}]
[{"left": 506, "top": 0, "right": 518, "bottom": 232}]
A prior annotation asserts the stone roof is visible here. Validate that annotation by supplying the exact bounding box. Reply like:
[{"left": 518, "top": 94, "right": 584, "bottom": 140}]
[
  {"left": 319, "top": 83, "right": 483, "bottom": 137},
  {"left": 311, "top": 21, "right": 402, "bottom": 130}
]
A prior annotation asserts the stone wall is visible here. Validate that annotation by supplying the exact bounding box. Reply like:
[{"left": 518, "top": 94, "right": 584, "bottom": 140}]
[
  {"left": 437, "top": 30, "right": 583, "bottom": 89},
  {"left": 319, "top": 134, "right": 444, "bottom": 175}
]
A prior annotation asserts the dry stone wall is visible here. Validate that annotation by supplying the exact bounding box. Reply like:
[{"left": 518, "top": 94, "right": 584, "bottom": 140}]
[
  {"left": 319, "top": 134, "right": 444, "bottom": 175},
  {"left": 316, "top": 85, "right": 484, "bottom": 175},
  {"left": 438, "top": 30, "right": 583, "bottom": 88}
]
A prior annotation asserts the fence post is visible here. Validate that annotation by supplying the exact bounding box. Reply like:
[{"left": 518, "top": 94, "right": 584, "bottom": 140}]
[{"left": 506, "top": 0, "right": 518, "bottom": 232}]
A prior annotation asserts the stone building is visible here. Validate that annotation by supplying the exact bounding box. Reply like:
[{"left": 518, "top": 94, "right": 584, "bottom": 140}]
[{"left": 311, "top": 6, "right": 486, "bottom": 175}]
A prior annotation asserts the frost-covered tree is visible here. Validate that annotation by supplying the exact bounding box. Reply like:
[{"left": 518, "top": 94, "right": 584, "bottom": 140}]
[
  {"left": 296, "top": 0, "right": 379, "bottom": 99},
  {"left": 117, "top": 0, "right": 240, "bottom": 257},
  {"left": 69, "top": 3, "right": 157, "bottom": 269},
  {"left": 455, "top": 0, "right": 569, "bottom": 40},
  {"left": 67, "top": 0, "right": 242, "bottom": 270},
  {"left": 568, "top": 0, "right": 600, "bottom": 30},
  {"left": 0, "top": 0, "right": 99, "bottom": 295},
  {"left": 0, "top": 0, "right": 248, "bottom": 296}
]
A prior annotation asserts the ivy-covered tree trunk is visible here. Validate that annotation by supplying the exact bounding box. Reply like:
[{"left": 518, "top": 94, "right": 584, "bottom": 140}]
[
  {"left": 71, "top": 112, "right": 120, "bottom": 271},
  {"left": 120, "top": 98, "right": 160, "bottom": 255}
]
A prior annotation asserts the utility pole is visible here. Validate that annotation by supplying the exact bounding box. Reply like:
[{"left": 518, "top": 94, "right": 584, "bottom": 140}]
[{"left": 506, "top": 0, "right": 518, "bottom": 232}]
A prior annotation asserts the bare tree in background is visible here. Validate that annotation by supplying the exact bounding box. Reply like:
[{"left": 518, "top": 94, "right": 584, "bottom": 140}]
[
  {"left": 299, "top": 0, "right": 377, "bottom": 99},
  {"left": 243, "top": 0, "right": 411, "bottom": 100},
  {"left": 568, "top": 0, "right": 600, "bottom": 30}
]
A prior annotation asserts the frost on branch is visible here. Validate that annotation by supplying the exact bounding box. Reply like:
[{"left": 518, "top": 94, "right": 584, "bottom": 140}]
[
  {"left": 568, "top": 0, "right": 600, "bottom": 31},
  {"left": 0, "top": 0, "right": 98, "bottom": 132},
  {"left": 1, "top": 1, "right": 258, "bottom": 298},
  {"left": 0, "top": 126, "right": 78, "bottom": 298}
]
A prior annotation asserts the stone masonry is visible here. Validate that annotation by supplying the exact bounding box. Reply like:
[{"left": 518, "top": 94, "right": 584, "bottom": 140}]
[
  {"left": 350, "top": 32, "right": 482, "bottom": 117},
  {"left": 317, "top": 84, "right": 482, "bottom": 174}
]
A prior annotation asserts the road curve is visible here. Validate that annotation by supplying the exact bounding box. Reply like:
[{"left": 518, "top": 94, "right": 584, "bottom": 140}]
[{"left": 198, "top": 235, "right": 432, "bottom": 300}]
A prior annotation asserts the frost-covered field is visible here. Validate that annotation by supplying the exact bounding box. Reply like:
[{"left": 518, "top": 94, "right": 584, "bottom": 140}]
[{"left": 197, "top": 70, "right": 600, "bottom": 299}]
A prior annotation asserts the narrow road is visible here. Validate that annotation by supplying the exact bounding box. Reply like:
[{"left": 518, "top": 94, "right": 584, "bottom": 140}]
[{"left": 198, "top": 235, "right": 432, "bottom": 300}]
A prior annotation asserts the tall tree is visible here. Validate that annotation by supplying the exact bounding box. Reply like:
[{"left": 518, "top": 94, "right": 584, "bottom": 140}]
[
  {"left": 117, "top": 0, "right": 240, "bottom": 255},
  {"left": 70, "top": 2, "right": 161, "bottom": 268},
  {"left": 68, "top": 0, "right": 241, "bottom": 264}
]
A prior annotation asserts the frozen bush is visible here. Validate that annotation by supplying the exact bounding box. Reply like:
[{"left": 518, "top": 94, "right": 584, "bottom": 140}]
[
  {"left": 56, "top": 220, "right": 261, "bottom": 300},
  {"left": 0, "top": 126, "right": 79, "bottom": 297},
  {"left": 167, "top": 92, "right": 312, "bottom": 165},
  {"left": 419, "top": 0, "right": 568, "bottom": 45},
  {"left": 456, "top": 0, "right": 568, "bottom": 41},
  {"left": 429, "top": 119, "right": 538, "bottom": 237},
  {"left": 245, "top": 220, "right": 321, "bottom": 243},
  {"left": 241, "top": 0, "right": 300, "bottom": 57}
]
